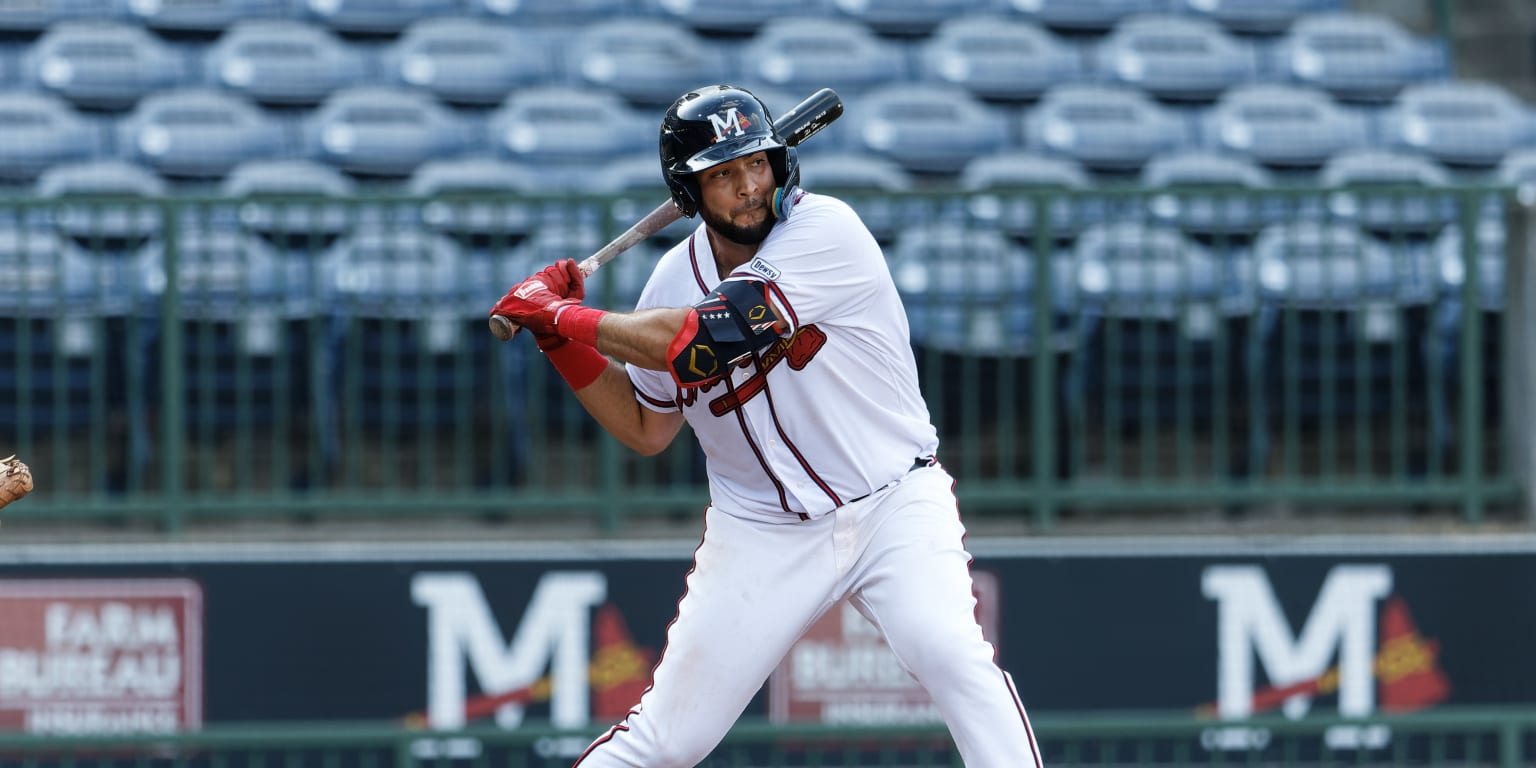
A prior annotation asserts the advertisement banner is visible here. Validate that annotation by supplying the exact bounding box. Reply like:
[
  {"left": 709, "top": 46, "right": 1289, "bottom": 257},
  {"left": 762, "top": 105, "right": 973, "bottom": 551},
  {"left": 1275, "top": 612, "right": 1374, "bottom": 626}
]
[{"left": 0, "top": 579, "right": 203, "bottom": 734}]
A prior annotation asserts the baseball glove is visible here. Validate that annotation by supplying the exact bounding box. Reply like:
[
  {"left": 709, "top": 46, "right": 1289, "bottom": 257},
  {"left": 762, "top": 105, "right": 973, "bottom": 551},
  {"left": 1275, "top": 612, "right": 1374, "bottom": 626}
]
[{"left": 0, "top": 455, "right": 33, "bottom": 511}]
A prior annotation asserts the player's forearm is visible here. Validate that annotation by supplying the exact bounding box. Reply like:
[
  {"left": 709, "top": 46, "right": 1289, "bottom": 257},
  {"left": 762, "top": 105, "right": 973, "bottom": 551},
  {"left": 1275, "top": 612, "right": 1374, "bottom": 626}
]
[
  {"left": 571, "top": 363, "right": 683, "bottom": 456},
  {"left": 591, "top": 307, "right": 690, "bottom": 371}
]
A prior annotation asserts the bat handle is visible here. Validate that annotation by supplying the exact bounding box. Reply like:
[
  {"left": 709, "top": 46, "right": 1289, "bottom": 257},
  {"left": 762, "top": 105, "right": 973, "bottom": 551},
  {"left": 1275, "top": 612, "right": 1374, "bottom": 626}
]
[{"left": 489, "top": 314, "right": 519, "bottom": 341}]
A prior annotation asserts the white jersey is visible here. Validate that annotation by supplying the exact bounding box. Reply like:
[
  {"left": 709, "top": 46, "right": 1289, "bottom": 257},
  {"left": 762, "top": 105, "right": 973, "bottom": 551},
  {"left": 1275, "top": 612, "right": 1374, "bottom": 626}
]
[{"left": 626, "top": 192, "right": 939, "bottom": 523}]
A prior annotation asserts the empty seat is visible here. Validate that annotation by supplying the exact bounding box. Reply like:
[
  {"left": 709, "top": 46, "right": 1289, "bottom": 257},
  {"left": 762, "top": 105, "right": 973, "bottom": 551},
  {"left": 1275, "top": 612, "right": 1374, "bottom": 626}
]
[
  {"left": 1319, "top": 148, "right": 1458, "bottom": 244},
  {"left": 639, "top": 0, "right": 830, "bottom": 36},
  {"left": 848, "top": 85, "right": 1011, "bottom": 176},
  {"left": 304, "top": 86, "right": 476, "bottom": 178},
  {"left": 117, "top": 88, "right": 288, "bottom": 180},
  {"left": 565, "top": 19, "right": 723, "bottom": 108},
  {"left": 1200, "top": 83, "right": 1370, "bottom": 168},
  {"left": 124, "top": 0, "right": 287, "bottom": 35},
  {"left": 1025, "top": 83, "right": 1188, "bottom": 172},
  {"left": 582, "top": 154, "right": 697, "bottom": 250},
  {"left": 1172, "top": 0, "right": 1344, "bottom": 35},
  {"left": 485, "top": 86, "right": 652, "bottom": 178},
  {"left": 959, "top": 151, "right": 1103, "bottom": 245},
  {"left": 35, "top": 160, "right": 166, "bottom": 277},
  {"left": 737, "top": 17, "right": 908, "bottom": 98},
  {"left": 798, "top": 151, "right": 915, "bottom": 246},
  {"left": 222, "top": 158, "right": 357, "bottom": 254},
  {"left": 829, "top": 0, "right": 983, "bottom": 37},
  {"left": 471, "top": 0, "right": 632, "bottom": 25},
  {"left": 1007, "top": 0, "right": 1173, "bottom": 32},
  {"left": 382, "top": 17, "right": 553, "bottom": 107},
  {"left": 1270, "top": 12, "right": 1448, "bottom": 102},
  {"left": 300, "top": 0, "right": 459, "bottom": 36},
  {"left": 1094, "top": 14, "right": 1259, "bottom": 102},
  {"left": 0, "top": 0, "right": 115, "bottom": 35},
  {"left": 21, "top": 21, "right": 190, "bottom": 111},
  {"left": 916, "top": 15, "right": 1087, "bottom": 103},
  {"left": 1377, "top": 80, "right": 1536, "bottom": 169},
  {"left": 407, "top": 156, "right": 542, "bottom": 251},
  {"left": 1140, "top": 150, "right": 1284, "bottom": 239},
  {"left": 206, "top": 20, "right": 367, "bottom": 108},
  {"left": 0, "top": 91, "right": 105, "bottom": 182}
]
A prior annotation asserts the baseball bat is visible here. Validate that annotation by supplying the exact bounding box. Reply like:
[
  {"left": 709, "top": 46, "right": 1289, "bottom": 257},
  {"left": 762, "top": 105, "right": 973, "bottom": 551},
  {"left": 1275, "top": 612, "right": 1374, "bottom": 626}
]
[{"left": 490, "top": 87, "right": 845, "bottom": 341}]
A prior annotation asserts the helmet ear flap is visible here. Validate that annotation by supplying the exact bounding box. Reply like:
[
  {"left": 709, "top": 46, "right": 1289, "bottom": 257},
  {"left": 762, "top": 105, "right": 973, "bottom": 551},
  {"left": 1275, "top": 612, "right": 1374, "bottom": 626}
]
[{"left": 667, "top": 174, "right": 700, "bottom": 218}]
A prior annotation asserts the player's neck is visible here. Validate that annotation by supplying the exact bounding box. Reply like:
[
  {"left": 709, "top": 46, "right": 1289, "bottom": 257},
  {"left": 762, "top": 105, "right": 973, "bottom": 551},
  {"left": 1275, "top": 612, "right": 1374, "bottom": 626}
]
[{"left": 705, "top": 229, "right": 760, "bottom": 280}]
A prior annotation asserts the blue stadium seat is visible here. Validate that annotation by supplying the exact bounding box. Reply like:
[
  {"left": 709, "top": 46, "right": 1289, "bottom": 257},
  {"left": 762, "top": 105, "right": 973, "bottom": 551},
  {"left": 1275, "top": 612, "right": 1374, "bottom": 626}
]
[
  {"left": 915, "top": 15, "right": 1088, "bottom": 103},
  {"left": 485, "top": 86, "right": 652, "bottom": 180},
  {"left": 1025, "top": 83, "right": 1189, "bottom": 172},
  {"left": 1199, "top": 83, "right": 1370, "bottom": 169},
  {"left": 0, "top": 91, "right": 106, "bottom": 182},
  {"left": 1140, "top": 150, "right": 1284, "bottom": 240},
  {"left": 737, "top": 17, "right": 909, "bottom": 98},
  {"left": 0, "top": 0, "right": 116, "bottom": 34},
  {"left": 1269, "top": 12, "right": 1448, "bottom": 103},
  {"left": 829, "top": 0, "right": 996, "bottom": 37},
  {"left": 565, "top": 19, "right": 724, "bottom": 109},
  {"left": 21, "top": 20, "right": 190, "bottom": 111},
  {"left": 1094, "top": 14, "right": 1259, "bottom": 102},
  {"left": 1007, "top": 0, "right": 1173, "bottom": 32},
  {"left": 35, "top": 160, "right": 166, "bottom": 276},
  {"left": 304, "top": 86, "right": 476, "bottom": 179},
  {"left": 407, "top": 156, "right": 542, "bottom": 252},
  {"left": 206, "top": 20, "right": 368, "bottom": 108},
  {"left": 382, "top": 17, "right": 553, "bottom": 108},
  {"left": 798, "top": 151, "right": 916, "bottom": 246},
  {"left": 638, "top": 0, "right": 830, "bottom": 37},
  {"left": 848, "top": 85, "right": 1012, "bottom": 176},
  {"left": 1498, "top": 148, "right": 1536, "bottom": 205},
  {"left": 1171, "top": 0, "right": 1344, "bottom": 35},
  {"left": 1319, "top": 149, "right": 1458, "bottom": 245},
  {"left": 1376, "top": 81, "right": 1536, "bottom": 169},
  {"left": 470, "top": 0, "right": 633, "bottom": 25},
  {"left": 300, "top": 0, "right": 459, "bottom": 36},
  {"left": 123, "top": 0, "right": 286, "bottom": 35},
  {"left": 221, "top": 158, "right": 356, "bottom": 255},
  {"left": 582, "top": 154, "right": 697, "bottom": 250},
  {"left": 958, "top": 151, "right": 1103, "bottom": 246},
  {"left": 116, "top": 88, "right": 288, "bottom": 180}
]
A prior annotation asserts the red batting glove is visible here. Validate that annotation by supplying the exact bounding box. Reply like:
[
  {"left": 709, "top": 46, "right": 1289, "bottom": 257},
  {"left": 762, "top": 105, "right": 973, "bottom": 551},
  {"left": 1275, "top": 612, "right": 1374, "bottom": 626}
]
[
  {"left": 540, "top": 258, "right": 585, "bottom": 301},
  {"left": 490, "top": 275, "right": 578, "bottom": 336}
]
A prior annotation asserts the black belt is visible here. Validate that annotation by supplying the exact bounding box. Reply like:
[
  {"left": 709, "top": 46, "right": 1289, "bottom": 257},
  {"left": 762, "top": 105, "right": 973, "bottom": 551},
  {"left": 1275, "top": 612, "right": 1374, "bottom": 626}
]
[{"left": 847, "top": 455, "right": 936, "bottom": 505}]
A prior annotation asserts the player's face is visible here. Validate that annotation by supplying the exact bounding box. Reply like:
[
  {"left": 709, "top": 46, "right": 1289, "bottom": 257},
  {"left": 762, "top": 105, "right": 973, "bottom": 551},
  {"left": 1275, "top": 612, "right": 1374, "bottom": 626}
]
[{"left": 697, "top": 152, "right": 776, "bottom": 246}]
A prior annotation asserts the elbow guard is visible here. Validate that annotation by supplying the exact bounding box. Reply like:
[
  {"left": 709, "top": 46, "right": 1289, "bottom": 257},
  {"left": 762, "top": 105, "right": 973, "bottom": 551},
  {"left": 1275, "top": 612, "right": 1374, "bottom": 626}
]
[{"left": 667, "top": 279, "right": 783, "bottom": 388}]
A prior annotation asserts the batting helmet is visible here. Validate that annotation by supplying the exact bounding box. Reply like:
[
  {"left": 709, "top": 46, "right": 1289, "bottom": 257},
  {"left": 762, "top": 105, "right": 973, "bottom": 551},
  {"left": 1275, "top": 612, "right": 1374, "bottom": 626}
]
[{"left": 660, "top": 85, "right": 799, "bottom": 219}]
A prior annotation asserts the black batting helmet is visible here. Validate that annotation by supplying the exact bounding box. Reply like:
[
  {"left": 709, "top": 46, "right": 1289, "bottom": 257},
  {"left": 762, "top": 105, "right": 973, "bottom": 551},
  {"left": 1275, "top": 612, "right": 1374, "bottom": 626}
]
[{"left": 660, "top": 85, "right": 799, "bottom": 219}]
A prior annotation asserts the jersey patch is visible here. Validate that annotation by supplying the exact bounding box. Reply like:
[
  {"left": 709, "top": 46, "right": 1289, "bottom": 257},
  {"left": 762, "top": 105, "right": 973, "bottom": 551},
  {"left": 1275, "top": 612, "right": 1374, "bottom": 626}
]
[
  {"left": 667, "top": 279, "right": 784, "bottom": 389},
  {"left": 748, "top": 256, "right": 781, "bottom": 281}
]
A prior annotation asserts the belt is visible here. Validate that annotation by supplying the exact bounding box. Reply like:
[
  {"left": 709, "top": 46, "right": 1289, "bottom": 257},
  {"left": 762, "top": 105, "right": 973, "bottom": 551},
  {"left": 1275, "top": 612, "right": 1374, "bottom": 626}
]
[{"left": 847, "top": 455, "right": 936, "bottom": 506}]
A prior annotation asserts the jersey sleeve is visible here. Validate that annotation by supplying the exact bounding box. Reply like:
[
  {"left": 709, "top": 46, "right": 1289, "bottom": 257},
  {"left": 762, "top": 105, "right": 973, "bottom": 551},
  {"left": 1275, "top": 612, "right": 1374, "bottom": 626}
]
[{"left": 728, "top": 196, "right": 885, "bottom": 335}]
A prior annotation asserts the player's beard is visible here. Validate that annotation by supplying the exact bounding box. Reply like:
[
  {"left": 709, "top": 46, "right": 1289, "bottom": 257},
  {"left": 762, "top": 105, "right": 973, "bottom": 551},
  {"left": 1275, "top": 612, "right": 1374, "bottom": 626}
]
[{"left": 702, "top": 197, "right": 775, "bottom": 246}]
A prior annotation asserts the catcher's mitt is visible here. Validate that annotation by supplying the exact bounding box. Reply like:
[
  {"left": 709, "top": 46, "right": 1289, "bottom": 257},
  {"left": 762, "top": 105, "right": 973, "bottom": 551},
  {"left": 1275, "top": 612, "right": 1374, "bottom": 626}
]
[{"left": 0, "top": 455, "right": 33, "bottom": 510}]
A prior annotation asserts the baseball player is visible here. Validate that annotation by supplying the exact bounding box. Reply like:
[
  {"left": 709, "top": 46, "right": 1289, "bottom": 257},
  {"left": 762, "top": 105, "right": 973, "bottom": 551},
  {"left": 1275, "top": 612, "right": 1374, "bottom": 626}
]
[{"left": 491, "top": 85, "right": 1042, "bottom": 768}]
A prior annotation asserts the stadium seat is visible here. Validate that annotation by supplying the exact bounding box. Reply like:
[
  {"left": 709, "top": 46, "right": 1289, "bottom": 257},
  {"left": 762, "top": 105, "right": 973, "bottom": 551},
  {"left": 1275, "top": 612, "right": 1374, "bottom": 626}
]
[
  {"left": 0, "top": 91, "right": 106, "bottom": 182},
  {"left": 1498, "top": 148, "right": 1536, "bottom": 205},
  {"left": 407, "top": 156, "right": 542, "bottom": 252},
  {"left": 565, "top": 19, "right": 724, "bottom": 109},
  {"left": 847, "top": 85, "right": 1012, "bottom": 176},
  {"left": 1319, "top": 148, "right": 1458, "bottom": 245},
  {"left": 0, "top": 0, "right": 116, "bottom": 35},
  {"left": 206, "top": 20, "right": 368, "bottom": 108},
  {"left": 20, "top": 20, "right": 191, "bottom": 111},
  {"left": 958, "top": 151, "right": 1103, "bottom": 246},
  {"left": 221, "top": 158, "right": 357, "bottom": 254},
  {"left": 1007, "top": 0, "right": 1173, "bottom": 32},
  {"left": 304, "top": 86, "right": 477, "bottom": 179},
  {"left": 737, "top": 17, "right": 909, "bottom": 98},
  {"left": 1093, "top": 14, "right": 1260, "bottom": 102},
  {"left": 638, "top": 0, "right": 831, "bottom": 37},
  {"left": 300, "top": 0, "right": 459, "bottom": 36},
  {"left": 1140, "top": 150, "right": 1284, "bottom": 240},
  {"left": 915, "top": 15, "right": 1088, "bottom": 103},
  {"left": 1199, "top": 83, "right": 1370, "bottom": 168},
  {"left": 485, "top": 85, "right": 652, "bottom": 180},
  {"left": 582, "top": 154, "right": 697, "bottom": 250},
  {"left": 1025, "top": 83, "right": 1189, "bottom": 172},
  {"left": 123, "top": 0, "right": 286, "bottom": 36},
  {"left": 116, "top": 88, "right": 288, "bottom": 180},
  {"left": 470, "top": 0, "right": 633, "bottom": 25},
  {"left": 797, "top": 151, "right": 916, "bottom": 246},
  {"left": 382, "top": 17, "right": 553, "bottom": 107},
  {"left": 828, "top": 0, "right": 991, "bottom": 37},
  {"left": 1376, "top": 80, "right": 1536, "bottom": 169},
  {"left": 1171, "top": 0, "right": 1344, "bottom": 35},
  {"left": 1270, "top": 12, "right": 1448, "bottom": 102},
  {"left": 35, "top": 160, "right": 166, "bottom": 272}
]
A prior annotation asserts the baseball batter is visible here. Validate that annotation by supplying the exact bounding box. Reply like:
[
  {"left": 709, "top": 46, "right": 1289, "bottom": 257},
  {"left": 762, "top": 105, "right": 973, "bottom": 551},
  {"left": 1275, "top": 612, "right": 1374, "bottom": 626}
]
[{"left": 491, "top": 85, "right": 1042, "bottom": 768}]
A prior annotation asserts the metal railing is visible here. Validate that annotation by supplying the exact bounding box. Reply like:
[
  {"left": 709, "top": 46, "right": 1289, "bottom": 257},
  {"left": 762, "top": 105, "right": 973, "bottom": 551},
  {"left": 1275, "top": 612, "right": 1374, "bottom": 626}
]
[
  {"left": 1, "top": 708, "right": 1534, "bottom": 767},
  {"left": 0, "top": 187, "right": 1523, "bottom": 532}
]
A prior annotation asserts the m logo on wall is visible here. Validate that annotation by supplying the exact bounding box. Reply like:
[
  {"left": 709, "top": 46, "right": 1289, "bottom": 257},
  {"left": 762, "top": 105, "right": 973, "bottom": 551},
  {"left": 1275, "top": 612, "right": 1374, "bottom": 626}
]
[{"left": 1199, "top": 565, "right": 1450, "bottom": 751}]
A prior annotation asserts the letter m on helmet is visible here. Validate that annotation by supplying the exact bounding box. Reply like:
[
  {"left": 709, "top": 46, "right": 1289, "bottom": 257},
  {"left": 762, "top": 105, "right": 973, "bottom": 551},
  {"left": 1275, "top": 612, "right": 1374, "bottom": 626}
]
[{"left": 707, "top": 107, "right": 749, "bottom": 143}]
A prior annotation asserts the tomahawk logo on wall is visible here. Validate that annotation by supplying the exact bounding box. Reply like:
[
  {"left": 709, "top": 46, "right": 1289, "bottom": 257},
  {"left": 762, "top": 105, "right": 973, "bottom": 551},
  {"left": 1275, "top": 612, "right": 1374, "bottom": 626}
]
[{"left": 1198, "top": 565, "right": 1450, "bottom": 751}]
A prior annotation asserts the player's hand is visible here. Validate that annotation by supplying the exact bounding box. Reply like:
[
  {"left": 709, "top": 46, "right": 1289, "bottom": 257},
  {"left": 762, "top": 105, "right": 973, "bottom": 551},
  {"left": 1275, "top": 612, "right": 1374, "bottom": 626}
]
[
  {"left": 539, "top": 258, "right": 585, "bottom": 302},
  {"left": 490, "top": 275, "right": 580, "bottom": 337},
  {"left": 533, "top": 330, "right": 567, "bottom": 353}
]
